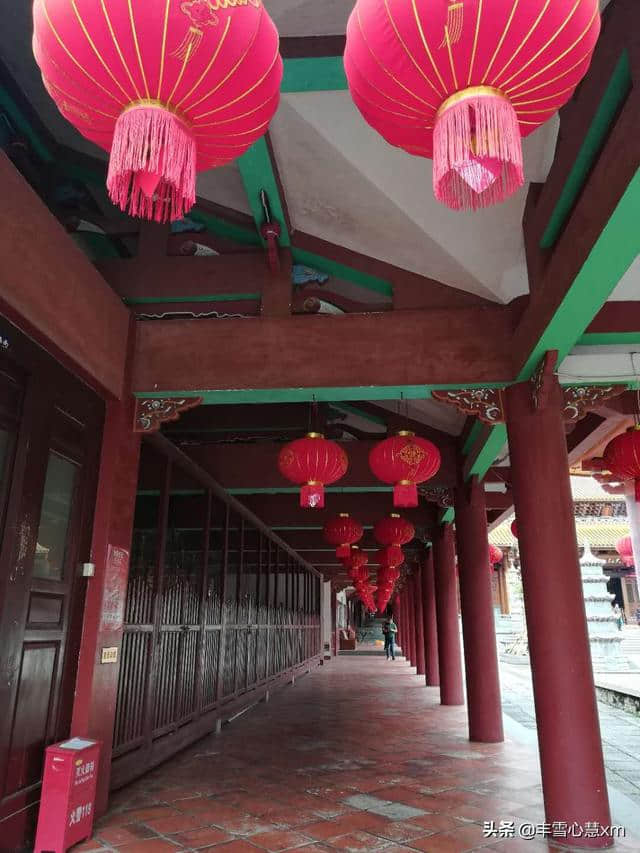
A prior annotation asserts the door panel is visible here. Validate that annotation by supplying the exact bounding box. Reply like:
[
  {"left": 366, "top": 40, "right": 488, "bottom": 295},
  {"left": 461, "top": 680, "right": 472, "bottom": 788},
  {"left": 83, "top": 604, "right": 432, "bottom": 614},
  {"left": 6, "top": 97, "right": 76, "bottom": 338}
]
[{"left": 0, "top": 329, "right": 103, "bottom": 851}]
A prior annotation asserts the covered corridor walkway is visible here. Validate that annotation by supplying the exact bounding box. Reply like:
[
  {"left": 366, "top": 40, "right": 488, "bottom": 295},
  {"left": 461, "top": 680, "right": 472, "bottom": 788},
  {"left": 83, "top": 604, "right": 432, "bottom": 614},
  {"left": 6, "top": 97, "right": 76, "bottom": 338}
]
[{"left": 79, "top": 656, "right": 637, "bottom": 853}]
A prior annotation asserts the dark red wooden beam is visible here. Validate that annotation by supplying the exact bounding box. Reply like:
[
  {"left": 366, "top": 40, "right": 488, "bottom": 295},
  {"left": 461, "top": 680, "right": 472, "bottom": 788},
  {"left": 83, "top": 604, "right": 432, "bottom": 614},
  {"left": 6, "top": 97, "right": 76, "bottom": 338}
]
[
  {"left": 133, "top": 307, "right": 514, "bottom": 393},
  {"left": 0, "top": 152, "right": 129, "bottom": 399},
  {"left": 98, "top": 252, "right": 273, "bottom": 301},
  {"left": 585, "top": 302, "right": 640, "bottom": 335}
]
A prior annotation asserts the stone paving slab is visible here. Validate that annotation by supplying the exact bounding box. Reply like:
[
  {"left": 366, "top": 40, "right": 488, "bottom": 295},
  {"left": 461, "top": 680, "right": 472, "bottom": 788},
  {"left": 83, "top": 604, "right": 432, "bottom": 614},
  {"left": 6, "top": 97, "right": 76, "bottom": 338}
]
[{"left": 80, "top": 656, "right": 640, "bottom": 852}]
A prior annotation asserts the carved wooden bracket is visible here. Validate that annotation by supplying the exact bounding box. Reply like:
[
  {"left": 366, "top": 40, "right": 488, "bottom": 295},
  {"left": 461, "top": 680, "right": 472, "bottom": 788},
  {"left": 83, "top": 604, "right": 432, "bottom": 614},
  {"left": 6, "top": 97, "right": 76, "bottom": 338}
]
[
  {"left": 420, "top": 485, "right": 453, "bottom": 508},
  {"left": 431, "top": 388, "right": 505, "bottom": 424},
  {"left": 134, "top": 396, "right": 203, "bottom": 433},
  {"left": 562, "top": 385, "right": 626, "bottom": 421},
  {"left": 531, "top": 350, "right": 558, "bottom": 411}
]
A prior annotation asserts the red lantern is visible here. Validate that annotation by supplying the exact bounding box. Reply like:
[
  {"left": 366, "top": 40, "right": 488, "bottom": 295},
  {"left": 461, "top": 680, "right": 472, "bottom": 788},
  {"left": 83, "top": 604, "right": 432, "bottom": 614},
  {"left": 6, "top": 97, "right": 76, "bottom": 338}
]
[
  {"left": 33, "top": 0, "right": 282, "bottom": 222},
  {"left": 376, "top": 546, "right": 405, "bottom": 569},
  {"left": 374, "top": 514, "right": 415, "bottom": 546},
  {"left": 369, "top": 433, "right": 440, "bottom": 507},
  {"left": 344, "top": 547, "right": 369, "bottom": 572},
  {"left": 488, "top": 544, "right": 503, "bottom": 569},
  {"left": 324, "top": 513, "right": 363, "bottom": 558},
  {"left": 604, "top": 427, "right": 640, "bottom": 502},
  {"left": 279, "top": 433, "right": 348, "bottom": 508},
  {"left": 616, "top": 536, "right": 634, "bottom": 568},
  {"left": 344, "top": 0, "right": 599, "bottom": 211},
  {"left": 511, "top": 520, "right": 518, "bottom": 539}
]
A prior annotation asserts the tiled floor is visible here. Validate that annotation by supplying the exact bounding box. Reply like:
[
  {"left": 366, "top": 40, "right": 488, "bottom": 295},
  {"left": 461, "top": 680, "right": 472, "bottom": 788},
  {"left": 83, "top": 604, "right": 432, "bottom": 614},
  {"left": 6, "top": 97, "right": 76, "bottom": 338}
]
[{"left": 77, "top": 657, "right": 638, "bottom": 853}]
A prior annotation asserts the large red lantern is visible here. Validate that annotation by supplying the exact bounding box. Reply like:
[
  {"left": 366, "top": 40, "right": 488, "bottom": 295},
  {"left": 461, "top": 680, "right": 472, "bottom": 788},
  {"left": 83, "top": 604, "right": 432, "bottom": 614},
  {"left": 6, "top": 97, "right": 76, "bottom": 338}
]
[
  {"left": 33, "top": 0, "right": 282, "bottom": 222},
  {"left": 278, "top": 433, "right": 348, "bottom": 508},
  {"left": 369, "top": 433, "right": 440, "bottom": 507},
  {"left": 488, "top": 544, "right": 503, "bottom": 569},
  {"left": 604, "top": 427, "right": 640, "bottom": 502},
  {"left": 344, "top": 0, "right": 600, "bottom": 210},
  {"left": 324, "top": 513, "right": 363, "bottom": 558},
  {"left": 616, "top": 536, "right": 634, "bottom": 568}
]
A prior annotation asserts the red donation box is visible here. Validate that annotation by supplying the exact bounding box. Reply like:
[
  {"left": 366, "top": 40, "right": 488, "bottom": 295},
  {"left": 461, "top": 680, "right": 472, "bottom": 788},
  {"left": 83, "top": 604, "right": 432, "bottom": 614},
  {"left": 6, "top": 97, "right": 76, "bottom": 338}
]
[{"left": 34, "top": 738, "right": 101, "bottom": 853}]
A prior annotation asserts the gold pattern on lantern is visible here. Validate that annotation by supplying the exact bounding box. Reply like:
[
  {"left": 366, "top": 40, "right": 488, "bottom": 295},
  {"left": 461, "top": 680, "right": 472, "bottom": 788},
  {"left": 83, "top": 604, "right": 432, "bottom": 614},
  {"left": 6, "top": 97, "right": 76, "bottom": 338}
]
[
  {"left": 440, "top": 2, "right": 464, "bottom": 49},
  {"left": 398, "top": 443, "right": 427, "bottom": 467}
]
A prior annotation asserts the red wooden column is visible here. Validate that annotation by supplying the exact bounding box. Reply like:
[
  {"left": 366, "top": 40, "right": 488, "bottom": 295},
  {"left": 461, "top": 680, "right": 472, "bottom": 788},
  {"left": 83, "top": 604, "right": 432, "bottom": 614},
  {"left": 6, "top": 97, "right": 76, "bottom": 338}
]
[
  {"left": 454, "top": 477, "right": 503, "bottom": 742},
  {"left": 506, "top": 376, "right": 611, "bottom": 845},
  {"left": 421, "top": 549, "right": 440, "bottom": 686},
  {"left": 412, "top": 567, "right": 426, "bottom": 676},
  {"left": 331, "top": 587, "right": 338, "bottom": 656},
  {"left": 71, "top": 389, "right": 141, "bottom": 814},
  {"left": 433, "top": 524, "right": 463, "bottom": 704},
  {"left": 407, "top": 579, "right": 416, "bottom": 667}
]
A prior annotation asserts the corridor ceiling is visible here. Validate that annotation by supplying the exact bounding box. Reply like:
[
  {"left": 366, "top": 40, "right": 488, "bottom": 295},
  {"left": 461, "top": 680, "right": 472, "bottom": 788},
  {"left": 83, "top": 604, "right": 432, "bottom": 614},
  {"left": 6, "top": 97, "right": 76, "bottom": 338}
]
[{"left": 0, "top": 0, "right": 637, "bottom": 582}]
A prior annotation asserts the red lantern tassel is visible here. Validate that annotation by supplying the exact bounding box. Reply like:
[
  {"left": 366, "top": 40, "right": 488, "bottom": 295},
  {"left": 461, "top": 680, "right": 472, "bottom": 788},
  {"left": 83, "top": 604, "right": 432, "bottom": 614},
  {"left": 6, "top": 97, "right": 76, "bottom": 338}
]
[
  {"left": 107, "top": 105, "right": 196, "bottom": 223},
  {"left": 301, "top": 482, "right": 324, "bottom": 508},
  {"left": 336, "top": 544, "right": 351, "bottom": 558},
  {"left": 393, "top": 481, "right": 418, "bottom": 507}
]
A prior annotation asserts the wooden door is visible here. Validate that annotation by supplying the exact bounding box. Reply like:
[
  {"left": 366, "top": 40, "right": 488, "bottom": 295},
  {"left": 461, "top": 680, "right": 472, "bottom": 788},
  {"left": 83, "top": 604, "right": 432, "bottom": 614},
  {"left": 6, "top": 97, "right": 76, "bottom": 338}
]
[{"left": 0, "top": 330, "right": 103, "bottom": 851}]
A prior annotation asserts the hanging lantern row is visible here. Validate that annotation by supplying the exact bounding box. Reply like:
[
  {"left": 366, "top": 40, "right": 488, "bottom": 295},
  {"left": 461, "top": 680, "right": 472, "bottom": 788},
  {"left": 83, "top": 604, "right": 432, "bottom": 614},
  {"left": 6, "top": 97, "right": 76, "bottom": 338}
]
[
  {"left": 280, "top": 432, "right": 440, "bottom": 509},
  {"left": 616, "top": 536, "right": 634, "bottom": 569},
  {"left": 603, "top": 427, "right": 640, "bottom": 503},
  {"left": 343, "top": 0, "right": 600, "bottom": 211},
  {"left": 488, "top": 544, "right": 503, "bottom": 570},
  {"left": 35, "top": 1, "right": 601, "bottom": 219},
  {"left": 33, "top": 0, "right": 282, "bottom": 222},
  {"left": 278, "top": 434, "right": 348, "bottom": 508},
  {"left": 324, "top": 513, "right": 363, "bottom": 558}
]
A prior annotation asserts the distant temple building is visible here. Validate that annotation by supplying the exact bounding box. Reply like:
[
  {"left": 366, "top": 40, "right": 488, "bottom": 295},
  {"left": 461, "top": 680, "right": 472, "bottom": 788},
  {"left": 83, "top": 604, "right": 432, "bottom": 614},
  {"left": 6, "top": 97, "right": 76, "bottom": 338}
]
[{"left": 490, "top": 476, "right": 639, "bottom": 625}]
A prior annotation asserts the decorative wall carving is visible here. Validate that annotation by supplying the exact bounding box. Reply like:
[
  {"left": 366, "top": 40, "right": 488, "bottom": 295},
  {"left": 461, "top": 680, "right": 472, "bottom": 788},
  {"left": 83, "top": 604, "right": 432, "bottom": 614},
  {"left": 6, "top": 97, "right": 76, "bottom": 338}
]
[
  {"left": 431, "top": 388, "right": 505, "bottom": 424},
  {"left": 134, "top": 396, "right": 203, "bottom": 433}
]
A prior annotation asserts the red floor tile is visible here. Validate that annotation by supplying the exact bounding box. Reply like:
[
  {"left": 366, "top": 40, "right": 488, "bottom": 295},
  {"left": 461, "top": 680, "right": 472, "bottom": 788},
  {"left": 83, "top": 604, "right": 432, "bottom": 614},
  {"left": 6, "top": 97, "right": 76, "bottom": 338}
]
[
  {"left": 248, "top": 829, "right": 314, "bottom": 851},
  {"left": 325, "top": 831, "right": 392, "bottom": 851},
  {"left": 115, "top": 841, "right": 183, "bottom": 852},
  {"left": 97, "top": 824, "right": 158, "bottom": 845},
  {"left": 170, "top": 826, "right": 234, "bottom": 848}
]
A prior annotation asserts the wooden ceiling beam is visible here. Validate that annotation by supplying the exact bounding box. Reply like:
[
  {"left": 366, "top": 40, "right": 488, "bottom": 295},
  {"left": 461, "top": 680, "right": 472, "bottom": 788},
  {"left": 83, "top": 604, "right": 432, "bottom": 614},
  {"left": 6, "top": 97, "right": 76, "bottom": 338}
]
[{"left": 133, "top": 307, "right": 514, "bottom": 395}]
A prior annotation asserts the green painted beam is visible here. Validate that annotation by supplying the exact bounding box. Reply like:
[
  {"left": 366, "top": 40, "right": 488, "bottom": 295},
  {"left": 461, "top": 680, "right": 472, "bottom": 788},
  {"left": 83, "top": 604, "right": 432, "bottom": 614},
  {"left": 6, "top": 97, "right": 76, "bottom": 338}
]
[
  {"left": 281, "top": 57, "right": 347, "bottom": 93},
  {"left": 459, "top": 167, "right": 640, "bottom": 521},
  {"left": 186, "top": 209, "right": 261, "bottom": 247},
  {"left": 540, "top": 52, "right": 632, "bottom": 250},
  {"left": 135, "top": 383, "right": 506, "bottom": 405},
  {"left": 518, "top": 169, "right": 640, "bottom": 382},
  {"left": 237, "top": 136, "right": 290, "bottom": 247}
]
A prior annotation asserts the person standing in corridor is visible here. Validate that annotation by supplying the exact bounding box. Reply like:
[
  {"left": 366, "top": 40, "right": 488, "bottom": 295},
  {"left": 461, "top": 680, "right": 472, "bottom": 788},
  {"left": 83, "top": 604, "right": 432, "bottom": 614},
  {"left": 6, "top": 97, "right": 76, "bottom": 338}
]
[{"left": 383, "top": 616, "right": 398, "bottom": 660}]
